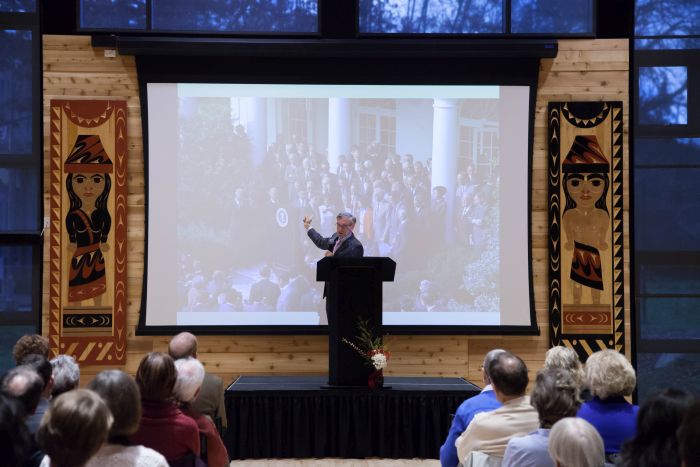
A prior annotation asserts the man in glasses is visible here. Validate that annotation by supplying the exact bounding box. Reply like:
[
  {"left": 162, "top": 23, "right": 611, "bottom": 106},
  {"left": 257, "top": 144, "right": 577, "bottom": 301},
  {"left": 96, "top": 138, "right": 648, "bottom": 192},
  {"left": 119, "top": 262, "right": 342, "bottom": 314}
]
[{"left": 303, "top": 211, "right": 364, "bottom": 258}]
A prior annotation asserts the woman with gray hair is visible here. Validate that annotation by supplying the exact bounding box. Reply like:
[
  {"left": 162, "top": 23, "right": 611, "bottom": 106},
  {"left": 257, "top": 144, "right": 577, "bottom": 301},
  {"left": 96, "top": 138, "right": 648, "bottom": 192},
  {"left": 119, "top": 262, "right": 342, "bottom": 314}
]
[
  {"left": 50, "top": 355, "right": 80, "bottom": 398},
  {"left": 577, "top": 349, "right": 638, "bottom": 458},
  {"left": 548, "top": 417, "right": 605, "bottom": 467},
  {"left": 174, "top": 358, "right": 229, "bottom": 467},
  {"left": 543, "top": 346, "right": 584, "bottom": 388},
  {"left": 503, "top": 368, "right": 581, "bottom": 467},
  {"left": 86, "top": 370, "right": 167, "bottom": 467}
]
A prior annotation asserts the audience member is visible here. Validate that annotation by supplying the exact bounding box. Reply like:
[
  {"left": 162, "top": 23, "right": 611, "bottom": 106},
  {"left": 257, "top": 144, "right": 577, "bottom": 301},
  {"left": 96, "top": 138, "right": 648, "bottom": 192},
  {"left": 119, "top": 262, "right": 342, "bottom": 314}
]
[
  {"left": 440, "top": 349, "right": 505, "bottom": 467},
  {"left": 50, "top": 355, "right": 80, "bottom": 398},
  {"left": 1, "top": 365, "right": 44, "bottom": 419},
  {"left": 86, "top": 370, "right": 167, "bottom": 467},
  {"left": 131, "top": 352, "right": 200, "bottom": 463},
  {"left": 20, "top": 354, "right": 54, "bottom": 434},
  {"left": 168, "top": 332, "right": 227, "bottom": 432},
  {"left": 1, "top": 365, "right": 45, "bottom": 466},
  {"left": 455, "top": 351, "right": 539, "bottom": 461},
  {"left": 548, "top": 417, "right": 605, "bottom": 467},
  {"left": 619, "top": 388, "right": 695, "bottom": 467},
  {"left": 12, "top": 334, "right": 49, "bottom": 365},
  {"left": 174, "top": 358, "right": 230, "bottom": 467},
  {"left": 0, "top": 392, "right": 33, "bottom": 467},
  {"left": 37, "top": 389, "right": 113, "bottom": 467},
  {"left": 502, "top": 368, "right": 581, "bottom": 467},
  {"left": 577, "top": 349, "right": 638, "bottom": 457},
  {"left": 678, "top": 401, "right": 700, "bottom": 467},
  {"left": 543, "top": 345, "right": 589, "bottom": 401}
]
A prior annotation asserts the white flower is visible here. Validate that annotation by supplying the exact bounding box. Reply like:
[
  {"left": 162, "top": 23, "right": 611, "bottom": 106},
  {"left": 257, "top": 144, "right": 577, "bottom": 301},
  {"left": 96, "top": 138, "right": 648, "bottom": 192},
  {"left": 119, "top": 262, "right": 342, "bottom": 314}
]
[{"left": 371, "top": 352, "right": 388, "bottom": 370}]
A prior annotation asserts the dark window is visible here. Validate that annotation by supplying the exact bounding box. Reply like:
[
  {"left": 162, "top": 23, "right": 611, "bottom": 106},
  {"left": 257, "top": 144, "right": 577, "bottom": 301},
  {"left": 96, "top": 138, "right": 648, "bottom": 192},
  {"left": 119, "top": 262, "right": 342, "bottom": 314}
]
[
  {"left": 635, "top": 0, "right": 700, "bottom": 36},
  {"left": 636, "top": 38, "right": 700, "bottom": 50},
  {"left": 0, "top": 245, "right": 33, "bottom": 313},
  {"left": 511, "top": 0, "right": 593, "bottom": 34},
  {"left": 638, "top": 66, "right": 688, "bottom": 126},
  {"left": 358, "top": 0, "right": 503, "bottom": 34},
  {"left": 0, "top": 168, "right": 38, "bottom": 231},
  {"left": 634, "top": 138, "right": 700, "bottom": 166},
  {"left": 634, "top": 168, "right": 700, "bottom": 252},
  {"left": 151, "top": 0, "right": 318, "bottom": 33},
  {"left": 0, "top": 0, "right": 35, "bottom": 13},
  {"left": 638, "top": 263, "right": 700, "bottom": 295},
  {"left": 636, "top": 352, "right": 700, "bottom": 402},
  {"left": 638, "top": 298, "right": 700, "bottom": 340},
  {"left": 0, "top": 29, "right": 32, "bottom": 156},
  {"left": 80, "top": 0, "right": 147, "bottom": 30}
]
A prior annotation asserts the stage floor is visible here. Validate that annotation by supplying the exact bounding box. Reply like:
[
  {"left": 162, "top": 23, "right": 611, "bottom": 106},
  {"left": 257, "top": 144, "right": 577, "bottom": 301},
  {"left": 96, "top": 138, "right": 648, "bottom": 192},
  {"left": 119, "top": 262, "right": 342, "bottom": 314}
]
[{"left": 224, "top": 375, "right": 480, "bottom": 460}]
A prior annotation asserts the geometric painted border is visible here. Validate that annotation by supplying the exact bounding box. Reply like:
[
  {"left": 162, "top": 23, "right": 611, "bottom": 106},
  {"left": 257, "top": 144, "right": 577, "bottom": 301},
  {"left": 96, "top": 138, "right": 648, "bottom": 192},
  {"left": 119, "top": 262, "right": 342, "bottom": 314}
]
[
  {"left": 548, "top": 101, "right": 625, "bottom": 361},
  {"left": 48, "top": 99, "right": 127, "bottom": 364}
]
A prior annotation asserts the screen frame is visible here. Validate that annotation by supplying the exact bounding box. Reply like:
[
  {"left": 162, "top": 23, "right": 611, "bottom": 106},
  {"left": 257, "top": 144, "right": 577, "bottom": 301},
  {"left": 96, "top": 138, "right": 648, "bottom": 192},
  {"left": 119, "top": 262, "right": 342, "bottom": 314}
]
[{"left": 135, "top": 54, "right": 540, "bottom": 336}]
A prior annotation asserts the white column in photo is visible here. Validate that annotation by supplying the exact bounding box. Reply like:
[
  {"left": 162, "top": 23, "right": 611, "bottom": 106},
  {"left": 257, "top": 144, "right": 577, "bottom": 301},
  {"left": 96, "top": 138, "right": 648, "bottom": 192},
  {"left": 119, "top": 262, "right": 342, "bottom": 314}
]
[
  {"left": 328, "top": 97, "right": 351, "bottom": 174},
  {"left": 242, "top": 97, "right": 267, "bottom": 166},
  {"left": 431, "top": 98, "right": 459, "bottom": 243}
]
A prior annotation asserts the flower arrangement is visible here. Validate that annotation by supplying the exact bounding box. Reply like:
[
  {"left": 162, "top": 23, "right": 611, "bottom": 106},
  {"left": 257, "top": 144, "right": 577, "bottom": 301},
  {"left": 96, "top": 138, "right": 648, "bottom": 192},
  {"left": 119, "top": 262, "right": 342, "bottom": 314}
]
[{"left": 342, "top": 317, "right": 390, "bottom": 371}]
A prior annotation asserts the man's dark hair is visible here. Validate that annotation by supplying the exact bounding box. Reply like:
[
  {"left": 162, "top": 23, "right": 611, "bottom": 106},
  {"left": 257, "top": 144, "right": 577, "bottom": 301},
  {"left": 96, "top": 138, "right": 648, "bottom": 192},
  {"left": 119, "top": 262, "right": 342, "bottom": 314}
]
[
  {"left": 19, "top": 354, "right": 52, "bottom": 390},
  {"left": 1, "top": 365, "right": 44, "bottom": 416},
  {"left": 487, "top": 351, "right": 529, "bottom": 397},
  {"left": 0, "top": 392, "right": 33, "bottom": 466}
]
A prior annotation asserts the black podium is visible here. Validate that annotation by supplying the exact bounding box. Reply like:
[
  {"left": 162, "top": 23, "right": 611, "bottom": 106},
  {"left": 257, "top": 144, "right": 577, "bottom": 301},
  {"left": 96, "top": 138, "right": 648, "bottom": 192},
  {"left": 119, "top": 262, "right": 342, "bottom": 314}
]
[{"left": 316, "top": 256, "right": 396, "bottom": 387}]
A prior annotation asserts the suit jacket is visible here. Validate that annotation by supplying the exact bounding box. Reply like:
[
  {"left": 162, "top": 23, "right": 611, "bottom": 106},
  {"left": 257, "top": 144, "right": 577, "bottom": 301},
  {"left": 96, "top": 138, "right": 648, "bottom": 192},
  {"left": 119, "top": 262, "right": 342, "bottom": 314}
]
[
  {"left": 306, "top": 228, "right": 364, "bottom": 258},
  {"left": 190, "top": 372, "right": 227, "bottom": 430}
]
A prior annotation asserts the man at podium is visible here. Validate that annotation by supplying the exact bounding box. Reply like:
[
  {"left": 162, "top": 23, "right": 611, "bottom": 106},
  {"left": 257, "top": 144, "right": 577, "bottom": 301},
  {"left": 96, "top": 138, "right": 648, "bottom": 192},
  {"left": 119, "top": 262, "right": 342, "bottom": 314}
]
[{"left": 303, "top": 211, "right": 364, "bottom": 258}]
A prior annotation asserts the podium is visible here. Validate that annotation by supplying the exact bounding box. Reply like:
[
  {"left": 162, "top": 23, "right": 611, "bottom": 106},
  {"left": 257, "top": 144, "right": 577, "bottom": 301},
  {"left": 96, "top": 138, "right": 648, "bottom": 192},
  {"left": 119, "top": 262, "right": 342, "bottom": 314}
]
[{"left": 316, "top": 257, "right": 396, "bottom": 387}]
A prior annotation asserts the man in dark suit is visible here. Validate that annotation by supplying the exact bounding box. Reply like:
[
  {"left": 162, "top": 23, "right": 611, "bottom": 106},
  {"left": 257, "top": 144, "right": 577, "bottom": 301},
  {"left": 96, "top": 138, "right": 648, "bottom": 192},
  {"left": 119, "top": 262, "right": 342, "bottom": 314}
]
[
  {"left": 168, "top": 332, "right": 227, "bottom": 433},
  {"left": 248, "top": 265, "right": 281, "bottom": 309},
  {"left": 303, "top": 211, "right": 364, "bottom": 258}
]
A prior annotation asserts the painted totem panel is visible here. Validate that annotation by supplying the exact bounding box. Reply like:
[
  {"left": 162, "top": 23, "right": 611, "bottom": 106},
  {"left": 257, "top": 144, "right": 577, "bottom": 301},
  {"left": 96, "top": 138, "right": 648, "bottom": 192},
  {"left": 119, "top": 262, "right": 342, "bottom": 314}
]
[
  {"left": 548, "top": 102, "right": 624, "bottom": 360},
  {"left": 49, "top": 100, "right": 127, "bottom": 364}
]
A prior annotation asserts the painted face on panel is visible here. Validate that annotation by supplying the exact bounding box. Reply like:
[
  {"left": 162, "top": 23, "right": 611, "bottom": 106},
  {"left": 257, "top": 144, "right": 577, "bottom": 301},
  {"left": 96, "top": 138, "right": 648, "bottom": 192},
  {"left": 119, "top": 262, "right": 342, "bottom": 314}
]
[
  {"left": 73, "top": 173, "right": 105, "bottom": 200},
  {"left": 566, "top": 173, "right": 605, "bottom": 208}
]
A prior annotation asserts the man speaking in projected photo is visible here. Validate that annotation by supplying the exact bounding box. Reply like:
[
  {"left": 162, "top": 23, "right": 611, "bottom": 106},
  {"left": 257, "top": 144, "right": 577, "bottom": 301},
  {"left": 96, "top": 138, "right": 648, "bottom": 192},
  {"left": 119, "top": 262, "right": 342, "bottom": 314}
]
[{"left": 303, "top": 212, "right": 364, "bottom": 258}]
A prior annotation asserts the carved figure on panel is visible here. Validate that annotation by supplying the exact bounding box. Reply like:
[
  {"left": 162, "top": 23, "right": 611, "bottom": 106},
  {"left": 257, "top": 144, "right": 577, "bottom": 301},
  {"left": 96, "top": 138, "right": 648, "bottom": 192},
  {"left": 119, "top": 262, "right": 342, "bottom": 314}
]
[
  {"left": 561, "top": 135, "right": 610, "bottom": 305},
  {"left": 64, "top": 135, "right": 113, "bottom": 305}
]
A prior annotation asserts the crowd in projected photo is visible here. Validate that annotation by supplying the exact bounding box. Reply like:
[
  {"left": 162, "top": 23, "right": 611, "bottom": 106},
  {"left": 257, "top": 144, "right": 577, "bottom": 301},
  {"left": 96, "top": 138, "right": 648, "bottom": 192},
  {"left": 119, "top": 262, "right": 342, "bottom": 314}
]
[{"left": 174, "top": 96, "right": 500, "bottom": 323}]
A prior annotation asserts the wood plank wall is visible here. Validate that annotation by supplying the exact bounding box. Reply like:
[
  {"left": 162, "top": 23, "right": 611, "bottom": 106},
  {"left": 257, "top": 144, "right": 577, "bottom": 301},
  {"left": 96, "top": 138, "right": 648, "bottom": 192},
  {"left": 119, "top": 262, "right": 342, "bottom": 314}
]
[{"left": 42, "top": 36, "right": 630, "bottom": 387}]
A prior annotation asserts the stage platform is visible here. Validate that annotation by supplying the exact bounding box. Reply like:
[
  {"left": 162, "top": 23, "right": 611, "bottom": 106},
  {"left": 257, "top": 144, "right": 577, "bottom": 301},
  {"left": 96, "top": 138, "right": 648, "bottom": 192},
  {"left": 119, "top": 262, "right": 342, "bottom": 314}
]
[{"left": 223, "top": 375, "right": 480, "bottom": 460}]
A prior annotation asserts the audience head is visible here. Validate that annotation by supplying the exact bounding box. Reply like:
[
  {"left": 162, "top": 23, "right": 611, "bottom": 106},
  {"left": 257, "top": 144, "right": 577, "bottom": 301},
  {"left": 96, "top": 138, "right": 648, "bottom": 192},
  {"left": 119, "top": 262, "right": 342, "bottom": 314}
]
[
  {"left": 37, "top": 389, "right": 113, "bottom": 467},
  {"left": 544, "top": 346, "right": 584, "bottom": 386},
  {"left": 677, "top": 400, "right": 700, "bottom": 467},
  {"left": 585, "top": 349, "right": 636, "bottom": 399},
  {"left": 168, "top": 332, "right": 198, "bottom": 360},
  {"left": 0, "top": 392, "right": 32, "bottom": 467},
  {"left": 87, "top": 370, "right": 141, "bottom": 440},
  {"left": 12, "top": 334, "right": 49, "bottom": 365},
  {"left": 548, "top": 417, "right": 605, "bottom": 467},
  {"left": 173, "top": 357, "right": 206, "bottom": 404},
  {"left": 1, "top": 365, "right": 44, "bottom": 416},
  {"left": 50, "top": 355, "right": 80, "bottom": 398},
  {"left": 135, "top": 352, "right": 176, "bottom": 402},
  {"left": 620, "top": 388, "right": 694, "bottom": 467},
  {"left": 481, "top": 348, "right": 506, "bottom": 385},
  {"left": 487, "top": 351, "right": 529, "bottom": 399},
  {"left": 19, "top": 353, "right": 53, "bottom": 396},
  {"left": 530, "top": 368, "right": 581, "bottom": 429}
]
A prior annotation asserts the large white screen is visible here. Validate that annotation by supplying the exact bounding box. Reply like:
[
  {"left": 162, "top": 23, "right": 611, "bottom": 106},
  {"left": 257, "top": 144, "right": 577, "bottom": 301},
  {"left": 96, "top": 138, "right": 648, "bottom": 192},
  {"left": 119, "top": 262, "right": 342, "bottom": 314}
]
[{"left": 144, "top": 83, "right": 531, "bottom": 328}]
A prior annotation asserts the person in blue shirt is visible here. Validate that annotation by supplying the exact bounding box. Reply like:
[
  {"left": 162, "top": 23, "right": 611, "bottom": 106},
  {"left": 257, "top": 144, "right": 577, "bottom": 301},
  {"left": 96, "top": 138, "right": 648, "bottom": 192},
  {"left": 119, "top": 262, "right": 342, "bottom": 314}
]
[
  {"left": 439, "top": 349, "right": 505, "bottom": 467},
  {"left": 503, "top": 367, "right": 581, "bottom": 467}
]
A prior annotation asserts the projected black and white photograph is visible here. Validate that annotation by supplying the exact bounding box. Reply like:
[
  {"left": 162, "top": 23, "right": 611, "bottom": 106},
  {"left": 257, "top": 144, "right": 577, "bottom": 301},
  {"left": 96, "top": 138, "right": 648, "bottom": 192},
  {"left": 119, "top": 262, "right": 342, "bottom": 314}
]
[{"left": 145, "top": 84, "right": 531, "bottom": 328}]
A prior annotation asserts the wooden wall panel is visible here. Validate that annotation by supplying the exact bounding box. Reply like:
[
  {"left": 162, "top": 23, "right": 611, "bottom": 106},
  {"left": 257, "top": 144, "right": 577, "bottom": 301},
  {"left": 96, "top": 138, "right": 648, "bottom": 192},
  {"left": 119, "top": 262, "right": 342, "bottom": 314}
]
[{"left": 42, "top": 36, "right": 630, "bottom": 387}]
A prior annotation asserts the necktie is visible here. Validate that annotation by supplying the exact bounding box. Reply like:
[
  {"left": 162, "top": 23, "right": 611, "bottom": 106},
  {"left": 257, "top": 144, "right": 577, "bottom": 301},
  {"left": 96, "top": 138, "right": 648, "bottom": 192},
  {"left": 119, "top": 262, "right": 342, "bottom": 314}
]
[{"left": 333, "top": 237, "right": 343, "bottom": 254}]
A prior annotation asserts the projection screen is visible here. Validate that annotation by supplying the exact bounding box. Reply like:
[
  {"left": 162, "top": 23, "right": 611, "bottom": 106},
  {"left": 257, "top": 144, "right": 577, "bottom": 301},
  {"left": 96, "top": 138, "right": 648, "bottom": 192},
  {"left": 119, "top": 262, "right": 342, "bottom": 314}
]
[{"left": 141, "top": 82, "right": 535, "bottom": 333}]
